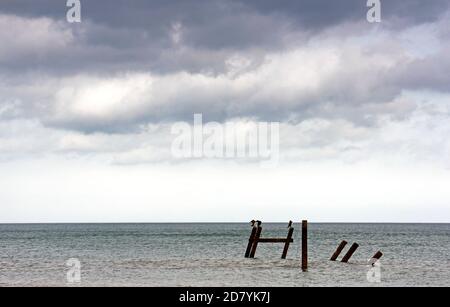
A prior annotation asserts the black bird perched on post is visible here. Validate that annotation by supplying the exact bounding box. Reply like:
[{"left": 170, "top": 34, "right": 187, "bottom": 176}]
[
  {"left": 250, "top": 220, "right": 256, "bottom": 227},
  {"left": 256, "top": 220, "right": 262, "bottom": 227},
  {"left": 287, "top": 220, "right": 293, "bottom": 228}
]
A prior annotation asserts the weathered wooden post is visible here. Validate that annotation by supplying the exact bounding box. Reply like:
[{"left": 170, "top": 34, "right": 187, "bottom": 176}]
[
  {"left": 330, "top": 240, "right": 348, "bottom": 261},
  {"left": 369, "top": 251, "right": 383, "bottom": 265},
  {"left": 341, "top": 243, "right": 359, "bottom": 263},
  {"left": 301, "top": 220, "right": 308, "bottom": 271},
  {"left": 249, "top": 221, "right": 262, "bottom": 258},
  {"left": 281, "top": 221, "right": 294, "bottom": 259},
  {"left": 245, "top": 220, "right": 257, "bottom": 258}
]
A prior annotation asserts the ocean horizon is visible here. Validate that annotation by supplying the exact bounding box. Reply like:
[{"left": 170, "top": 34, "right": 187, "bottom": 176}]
[{"left": 1, "top": 223, "right": 449, "bottom": 287}]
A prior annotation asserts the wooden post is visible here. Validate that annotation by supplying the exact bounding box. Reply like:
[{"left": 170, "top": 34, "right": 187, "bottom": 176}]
[
  {"left": 281, "top": 226, "right": 294, "bottom": 259},
  {"left": 249, "top": 225, "right": 262, "bottom": 258},
  {"left": 369, "top": 251, "right": 383, "bottom": 265},
  {"left": 245, "top": 226, "right": 257, "bottom": 258},
  {"left": 301, "top": 220, "right": 307, "bottom": 271},
  {"left": 330, "top": 240, "right": 348, "bottom": 261},
  {"left": 341, "top": 243, "right": 359, "bottom": 263}
]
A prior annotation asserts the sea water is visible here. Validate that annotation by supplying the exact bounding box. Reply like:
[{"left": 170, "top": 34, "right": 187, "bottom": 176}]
[{"left": 0, "top": 223, "right": 449, "bottom": 287}]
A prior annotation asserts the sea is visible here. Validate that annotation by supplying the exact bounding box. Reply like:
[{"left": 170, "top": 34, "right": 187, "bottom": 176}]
[{"left": 0, "top": 223, "right": 449, "bottom": 287}]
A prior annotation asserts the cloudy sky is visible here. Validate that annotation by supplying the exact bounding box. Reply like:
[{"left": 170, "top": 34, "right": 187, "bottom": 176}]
[{"left": 1, "top": 0, "right": 450, "bottom": 223}]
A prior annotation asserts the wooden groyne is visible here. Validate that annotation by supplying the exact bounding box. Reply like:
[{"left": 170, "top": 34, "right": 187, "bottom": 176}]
[
  {"left": 329, "top": 240, "right": 383, "bottom": 264},
  {"left": 244, "top": 220, "right": 308, "bottom": 271},
  {"left": 243, "top": 220, "right": 385, "bottom": 271}
]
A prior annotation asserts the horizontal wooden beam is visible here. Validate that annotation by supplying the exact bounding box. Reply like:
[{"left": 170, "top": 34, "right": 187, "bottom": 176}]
[{"left": 257, "top": 238, "right": 294, "bottom": 243}]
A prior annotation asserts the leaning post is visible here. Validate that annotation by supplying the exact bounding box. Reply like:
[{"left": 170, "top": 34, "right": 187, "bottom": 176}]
[
  {"left": 369, "top": 251, "right": 383, "bottom": 265},
  {"left": 330, "top": 240, "right": 348, "bottom": 261},
  {"left": 281, "top": 221, "right": 294, "bottom": 259},
  {"left": 341, "top": 243, "right": 359, "bottom": 263}
]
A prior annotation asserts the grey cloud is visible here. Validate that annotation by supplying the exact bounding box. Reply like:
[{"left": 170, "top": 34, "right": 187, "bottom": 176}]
[
  {"left": 4, "top": 0, "right": 448, "bottom": 30},
  {"left": 1, "top": 0, "right": 450, "bottom": 135},
  {"left": 0, "top": 1, "right": 293, "bottom": 75},
  {"left": 239, "top": 0, "right": 450, "bottom": 27},
  {"left": 1, "top": 0, "right": 449, "bottom": 76}
]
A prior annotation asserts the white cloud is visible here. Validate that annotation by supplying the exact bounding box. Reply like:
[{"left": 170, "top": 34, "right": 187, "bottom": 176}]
[
  {"left": 1, "top": 89, "right": 450, "bottom": 170},
  {"left": 1, "top": 40, "right": 413, "bottom": 130},
  {"left": 1, "top": 12, "right": 450, "bottom": 132},
  {"left": 0, "top": 14, "right": 74, "bottom": 61},
  {"left": 53, "top": 74, "right": 154, "bottom": 121}
]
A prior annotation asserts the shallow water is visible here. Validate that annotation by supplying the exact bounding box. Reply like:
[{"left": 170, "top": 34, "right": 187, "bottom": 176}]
[{"left": 0, "top": 223, "right": 449, "bottom": 287}]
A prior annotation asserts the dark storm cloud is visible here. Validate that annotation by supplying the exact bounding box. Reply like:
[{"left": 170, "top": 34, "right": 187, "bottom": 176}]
[
  {"left": 239, "top": 0, "right": 450, "bottom": 27},
  {"left": 3, "top": 0, "right": 448, "bottom": 30},
  {"left": 0, "top": 0, "right": 449, "bottom": 76},
  {"left": 1, "top": 0, "right": 450, "bottom": 134},
  {"left": 0, "top": 0, "right": 288, "bottom": 75}
]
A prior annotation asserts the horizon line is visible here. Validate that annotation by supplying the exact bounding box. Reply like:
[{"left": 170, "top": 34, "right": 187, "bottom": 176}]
[{"left": 0, "top": 221, "right": 449, "bottom": 225}]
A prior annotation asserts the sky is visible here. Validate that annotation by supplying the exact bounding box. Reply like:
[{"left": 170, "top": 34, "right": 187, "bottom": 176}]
[{"left": 1, "top": 0, "right": 450, "bottom": 223}]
